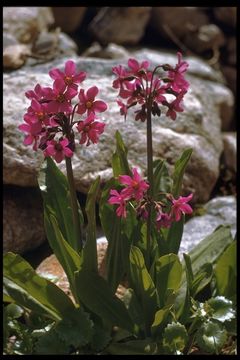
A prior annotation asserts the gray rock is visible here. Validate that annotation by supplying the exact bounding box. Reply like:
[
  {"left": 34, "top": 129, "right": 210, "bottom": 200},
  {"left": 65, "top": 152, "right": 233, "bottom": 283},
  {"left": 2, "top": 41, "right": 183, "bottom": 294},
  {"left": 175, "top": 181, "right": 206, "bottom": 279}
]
[
  {"left": 51, "top": 7, "right": 87, "bottom": 33},
  {"left": 226, "top": 36, "right": 236, "bottom": 66},
  {"left": 3, "top": 7, "right": 54, "bottom": 44},
  {"left": 82, "top": 42, "right": 130, "bottom": 59},
  {"left": 88, "top": 7, "right": 152, "bottom": 45},
  {"left": 3, "top": 32, "right": 19, "bottom": 50},
  {"left": 3, "top": 187, "right": 45, "bottom": 254},
  {"left": 3, "top": 44, "right": 31, "bottom": 70},
  {"left": 221, "top": 65, "right": 236, "bottom": 95},
  {"left": 222, "top": 132, "right": 236, "bottom": 174},
  {"left": 179, "top": 196, "right": 236, "bottom": 254},
  {"left": 3, "top": 50, "right": 234, "bottom": 204}
]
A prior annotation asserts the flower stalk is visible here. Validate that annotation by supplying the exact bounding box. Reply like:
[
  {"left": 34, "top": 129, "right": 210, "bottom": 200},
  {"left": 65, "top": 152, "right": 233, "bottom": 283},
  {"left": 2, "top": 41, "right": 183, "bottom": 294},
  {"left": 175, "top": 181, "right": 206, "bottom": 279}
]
[{"left": 65, "top": 156, "right": 82, "bottom": 252}]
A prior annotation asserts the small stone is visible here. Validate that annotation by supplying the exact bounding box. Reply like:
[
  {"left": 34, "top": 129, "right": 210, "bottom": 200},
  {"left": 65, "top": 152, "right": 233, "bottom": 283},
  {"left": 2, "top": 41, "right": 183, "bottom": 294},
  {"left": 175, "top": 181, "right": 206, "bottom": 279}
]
[
  {"left": 3, "top": 32, "right": 19, "bottom": 50},
  {"left": 214, "top": 7, "right": 237, "bottom": 28},
  {"left": 82, "top": 42, "right": 129, "bottom": 59},
  {"left": 184, "top": 24, "right": 225, "bottom": 53},
  {"left": 3, "top": 44, "right": 31, "bottom": 70},
  {"left": 221, "top": 65, "right": 236, "bottom": 95}
]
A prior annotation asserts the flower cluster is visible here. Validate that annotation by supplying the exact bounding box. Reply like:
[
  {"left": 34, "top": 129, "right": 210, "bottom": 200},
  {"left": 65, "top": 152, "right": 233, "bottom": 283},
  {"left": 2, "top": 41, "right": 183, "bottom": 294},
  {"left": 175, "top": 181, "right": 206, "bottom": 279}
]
[
  {"left": 112, "top": 52, "right": 189, "bottom": 121},
  {"left": 109, "top": 170, "right": 193, "bottom": 229},
  {"left": 19, "top": 60, "right": 107, "bottom": 162}
]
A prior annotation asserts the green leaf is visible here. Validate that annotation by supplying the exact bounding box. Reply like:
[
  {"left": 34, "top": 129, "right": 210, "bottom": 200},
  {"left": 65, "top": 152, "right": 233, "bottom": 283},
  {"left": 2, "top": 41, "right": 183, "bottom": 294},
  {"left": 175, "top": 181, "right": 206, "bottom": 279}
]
[
  {"left": 74, "top": 268, "right": 134, "bottom": 333},
  {"left": 55, "top": 307, "right": 93, "bottom": 348},
  {"left": 35, "top": 328, "right": 70, "bottom": 354},
  {"left": 162, "top": 322, "right": 188, "bottom": 354},
  {"left": 153, "top": 159, "right": 172, "bottom": 196},
  {"left": 207, "top": 296, "right": 235, "bottom": 323},
  {"left": 177, "top": 253, "right": 192, "bottom": 324},
  {"left": 172, "top": 148, "right": 192, "bottom": 197},
  {"left": 122, "top": 288, "right": 145, "bottom": 331},
  {"left": 38, "top": 157, "right": 83, "bottom": 252},
  {"left": 91, "top": 324, "right": 112, "bottom": 352},
  {"left": 151, "top": 305, "right": 173, "bottom": 339},
  {"left": 99, "top": 179, "right": 132, "bottom": 293},
  {"left": 107, "top": 339, "right": 158, "bottom": 355},
  {"left": 82, "top": 176, "right": 100, "bottom": 273},
  {"left": 196, "top": 320, "right": 227, "bottom": 354},
  {"left": 5, "top": 303, "right": 24, "bottom": 319},
  {"left": 191, "top": 263, "right": 213, "bottom": 297},
  {"left": 3, "top": 252, "right": 75, "bottom": 321},
  {"left": 44, "top": 208, "right": 82, "bottom": 301},
  {"left": 155, "top": 253, "right": 182, "bottom": 308},
  {"left": 112, "top": 130, "right": 131, "bottom": 177},
  {"left": 186, "top": 225, "right": 234, "bottom": 275},
  {"left": 214, "top": 241, "right": 236, "bottom": 300},
  {"left": 166, "top": 216, "right": 184, "bottom": 254},
  {"left": 129, "top": 246, "right": 159, "bottom": 330}
]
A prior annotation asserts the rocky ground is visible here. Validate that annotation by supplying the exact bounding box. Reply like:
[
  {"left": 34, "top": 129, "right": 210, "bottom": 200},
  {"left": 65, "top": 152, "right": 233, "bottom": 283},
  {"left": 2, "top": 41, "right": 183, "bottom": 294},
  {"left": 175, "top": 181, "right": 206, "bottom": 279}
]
[{"left": 3, "top": 7, "right": 236, "bottom": 269}]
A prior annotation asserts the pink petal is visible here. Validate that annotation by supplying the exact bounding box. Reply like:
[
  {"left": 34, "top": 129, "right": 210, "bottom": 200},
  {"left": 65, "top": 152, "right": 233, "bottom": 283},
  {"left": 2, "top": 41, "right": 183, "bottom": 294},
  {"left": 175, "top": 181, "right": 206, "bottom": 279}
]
[
  {"left": 78, "top": 89, "right": 86, "bottom": 102},
  {"left": 73, "top": 72, "right": 86, "bottom": 83},
  {"left": 65, "top": 86, "right": 78, "bottom": 100},
  {"left": 132, "top": 168, "right": 141, "bottom": 182},
  {"left": 31, "top": 98, "right": 41, "bottom": 112},
  {"left": 19, "top": 124, "right": 30, "bottom": 132},
  {"left": 80, "top": 132, "right": 87, "bottom": 144},
  {"left": 87, "top": 86, "right": 98, "bottom": 100},
  {"left": 49, "top": 68, "right": 64, "bottom": 80},
  {"left": 64, "top": 147, "right": 73, "bottom": 157},
  {"left": 77, "top": 104, "right": 87, "bottom": 115},
  {"left": 47, "top": 101, "right": 60, "bottom": 113},
  {"left": 55, "top": 151, "right": 64, "bottom": 163},
  {"left": 53, "top": 79, "right": 66, "bottom": 94},
  {"left": 23, "top": 135, "right": 33, "bottom": 145},
  {"left": 142, "top": 60, "right": 149, "bottom": 69},
  {"left": 65, "top": 60, "right": 76, "bottom": 76},
  {"left": 46, "top": 145, "right": 56, "bottom": 156},
  {"left": 59, "top": 102, "right": 72, "bottom": 113},
  {"left": 60, "top": 138, "right": 69, "bottom": 147},
  {"left": 119, "top": 175, "right": 132, "bottom": 186},
  {"left": 92, "top": 100, "right": 107, "bottom": 113},
  {"left": 128, "top": 58, "right": 139, "bottom": 71},
  {"left": 180, "top": 204, "right": 193, "bottom": 214}
]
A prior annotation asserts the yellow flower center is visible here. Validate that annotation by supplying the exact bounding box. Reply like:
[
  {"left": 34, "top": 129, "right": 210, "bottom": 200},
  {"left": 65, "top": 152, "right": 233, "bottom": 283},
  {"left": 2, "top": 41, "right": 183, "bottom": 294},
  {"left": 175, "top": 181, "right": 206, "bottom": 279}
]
[
  {"left": 86, "top": 101, "right": 92, "bottom": 109},
  {"left": 57, "top": 94, "right": 65, "bottom": 103},
  {"left": 64, "top": 76, "right": 73, "bottom": 85}
]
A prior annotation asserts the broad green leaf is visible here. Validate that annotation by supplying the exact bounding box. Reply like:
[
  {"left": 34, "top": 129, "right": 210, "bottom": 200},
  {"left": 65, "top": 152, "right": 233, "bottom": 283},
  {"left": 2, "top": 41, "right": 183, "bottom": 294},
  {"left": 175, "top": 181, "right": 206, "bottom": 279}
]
[
  {"left": 35, "top": 328, "right": 69, "bottom": 354},
  {"left": 191, "top": 263, "right": 213, "bottom": 297},
  {"left": 207, "top": 296, "right": 235, "bottom": 323},
  {"left": 5, "top": 303, "right": 24, "bottom": 319},
  {"left": 172, "top": 148, "right": 192, "bottom": 197},
  {"left": 74, "top": 268, "right": 134, "bottom": 333},
  {"left": 123, "top": 288, "right": 145, "bottom": 331},
  {"left": 151, "top": 305, "right": 173, "bottom": 338},
  {"left": 107, "top": 339, "right": 158, "bottom": 355},
  {"left": 3, "top": 252, "right": 75, "bottom": 321},
  {"left": 112, "top": 130, "right": 131, "bottom": 177},
  {"left": 82, "top": 176, "right": 100, "bottom": 273},
  {"left": 177, "top": 253, "right": 192, "bottom": 324},
  {"left": 166, "top": 216, "right": 184, "bottom": 254},
  {"left": 44, "top": 208, "right": 82, "bottom": 301},
  {"left": 186, "top": 225, "right": 234, "bottom": 275},
  {"left": 155, "top": 254, "right": 182, "bottom": 308},
  {"left": 55, "top": 307, "right": 93, "bottom": 348},
  {"left": 196, "top": 320, "right": 227, "bottom": 354},
  {"left": 38, "top": 157, "right": 83, "bottom": 252},
  {"left": 162, "top": 322, "right": 188, "bottom": 355},
  {"left": 99, "top": 179, "right": 132, "bottom": 293},
  {"left": 129, "top": 246, "right": 159, "bottom": 330},
  {"left": 214, "top": 241, "right": 236, "bottom": 300},
  {"left": 153, "top": 159, "right": 172, "bottom": 196},
  {"left": 91, "top": 324, "right": 112, "bottom": 352}
]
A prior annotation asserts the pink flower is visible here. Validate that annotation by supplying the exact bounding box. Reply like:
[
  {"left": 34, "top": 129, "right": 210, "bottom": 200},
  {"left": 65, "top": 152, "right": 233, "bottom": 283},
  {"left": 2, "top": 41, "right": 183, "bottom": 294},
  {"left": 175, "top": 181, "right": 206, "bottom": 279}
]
[
  {"left": 128, "top": 58, "right": 149, "bottom": 76},
  {"left": 170, "top": 193, "right": 193, "bottom": 221},
  {"left": 156, "top": 212, "right": 172, "bottom": 229},
  {"left": 44, "top": 138, "right": 73, "bottom": 163},
  {"left": 49, "top": 60, "right": 86, "bottom": 91},
  {"left": 18, "top": 120, "right": 43, "bottom": 151},
  {"left": 117, "top": 99, "right": 128, "bottom": 119},
  {"left": 24, "top": 99, "right": 49, "bottom": 125},
  {"left": 47, "top": 79, "right": 77, "bottom": 113},
  {"left": 25, "top": 83, "right": 52, "bottom": 102},
  {"left": 112, "top": 65, "right": 129, "bottom": 89},
  {"left": 119, "top": 168, "right": 149, "bottom": 202},
  {"left": 165, "top": 90, "right": 187, "bottom": 120},
  {"left": 108, "top": 189, "right": 127, "bottom": 218},
  {"left": 167, "top": 52, "right": 189, "bottom": 93},
  {"left": 77, "top": 86, "right": 107, "bottom": 115},
  {"left": 76, "top": 113, "right": 105, "bottom": 146}
]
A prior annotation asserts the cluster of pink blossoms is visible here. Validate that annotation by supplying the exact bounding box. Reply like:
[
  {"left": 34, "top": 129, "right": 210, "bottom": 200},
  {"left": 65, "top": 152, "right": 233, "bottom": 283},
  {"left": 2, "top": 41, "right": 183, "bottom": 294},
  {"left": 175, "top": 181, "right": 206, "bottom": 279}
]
[
  {"left": 19, "top": 60, "right": 107, "bottom": 163},
  {"left": 108, "top": 168, "right": 193, "bottom": 229},
  {"left": 112, "top": 52, "right": 189, "bottom": 121}
]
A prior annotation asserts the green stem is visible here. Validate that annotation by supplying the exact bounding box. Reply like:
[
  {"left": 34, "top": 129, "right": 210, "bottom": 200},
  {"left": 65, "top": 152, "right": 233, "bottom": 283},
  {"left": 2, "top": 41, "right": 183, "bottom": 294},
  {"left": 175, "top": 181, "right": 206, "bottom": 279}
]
[
  {"left": 65, "top": 156, "right": 82, "bottom": 252},
  {"left": 146, "top": 103, "right": 154, "bottom": 270}
]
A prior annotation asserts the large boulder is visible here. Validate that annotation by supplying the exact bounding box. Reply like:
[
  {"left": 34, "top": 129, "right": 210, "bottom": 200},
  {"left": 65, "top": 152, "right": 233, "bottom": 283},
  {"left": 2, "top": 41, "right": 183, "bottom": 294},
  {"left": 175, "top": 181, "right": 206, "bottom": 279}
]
[
  {"left": 88, "top": 7, "right": 152, "bottom": 45},
  {"left": 51, "top": 7, "right": 87, "bottom": 33},
  {"left": 3, "top": 49, "right": 234, "bottom": 203}
]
